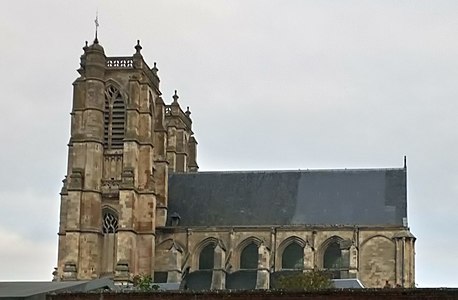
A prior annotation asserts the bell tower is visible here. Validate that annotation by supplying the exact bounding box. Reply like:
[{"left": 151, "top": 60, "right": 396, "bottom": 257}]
[{"left": 56, "top": 38, "right": 197, "bottom": 281}]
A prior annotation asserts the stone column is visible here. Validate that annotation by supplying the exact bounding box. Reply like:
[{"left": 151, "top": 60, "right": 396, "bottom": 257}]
[
  {"left": 211, "top": 243, "right": 226, "bottom": 290},
  {"left": 115, "top": 167, "right": 137, "bottom": 282},
  {"left": 165, "top": 93, "right": 179, "bottom": 172},
  {"left": 174, "top": 128, "right": 188, "bottom": 172},
  {"left": 303, "top": 241, "right": 314, "bottom": 271},
  {"left": 133, "top": 78, "right": 157, "bottom": 276},
  {"left": 339, "top": 240, "right": 352, "bottom": 279},
  {"left": 394, "top": 237, "right": 403, "bottom": 287},
  {"left": 187, "top": 136, "right": 199, "bottom": 172},
  {"left": 166, "top": 123, "right": 177, "bottom": 172},
  {"left": 115, "top": 73, "right": 142, "bottom": 280},
  {"left": 256, "top": 244, "right": 270, "bottom": 289},
  {"left": 167, "top": 242, "right": 183, "bottom": 283},
  {"left": 349, "top": 242, "right": 358, "bottom": 278},
  {"left": 58, "top": 40, "right": 106, "bottom": 280},
  {"left": 394, "top": 231, "right": 416, "bottom": 288},
  {"left": 153, "top": 97, "right": 169, "bottom": 227}
]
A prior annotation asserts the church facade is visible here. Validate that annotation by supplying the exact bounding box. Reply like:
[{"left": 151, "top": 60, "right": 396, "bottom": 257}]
[{"left": 55, "top": 39, "right": 415, "bottom": 289}]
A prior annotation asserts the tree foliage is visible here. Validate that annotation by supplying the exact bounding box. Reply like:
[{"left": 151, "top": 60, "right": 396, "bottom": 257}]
[
  {"left": 132, "top": 274, "right": 159, "bottom": 291},
  {"left": 276, "top": 270, "right": 333, "bottom": 291}
]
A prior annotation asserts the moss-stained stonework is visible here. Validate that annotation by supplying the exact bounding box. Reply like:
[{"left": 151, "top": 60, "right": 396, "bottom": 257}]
[{"left": 56, "top": 40, "right": 414, "bottom": 289}]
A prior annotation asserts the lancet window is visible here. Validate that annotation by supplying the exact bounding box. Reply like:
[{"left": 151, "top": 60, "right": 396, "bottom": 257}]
[
  {"left": 282, "top": 242, "right": 304, "bottom": 269},
  {"left": 323, "top": 240, "right": 346, "bottom": 279},
  {"left": 240, "top": 243, "right": 258, "bottom": 269},
  {"left": 104, "top": 86, "right": 125, "bottom": 149},
  {"left": 102, "top": 210, "right": 118, "bottom": 234},
  {"left": 199, "top": 244, "right": 215, "bottom": 270}
]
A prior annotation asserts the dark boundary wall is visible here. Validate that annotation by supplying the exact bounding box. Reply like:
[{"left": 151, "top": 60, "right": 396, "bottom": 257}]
[{"left": 49, "top": 289, "right": 458, "bottom": 300}]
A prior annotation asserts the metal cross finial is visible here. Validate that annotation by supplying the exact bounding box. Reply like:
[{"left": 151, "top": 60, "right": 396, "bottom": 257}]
[{"left": 94, "top": 10, "right": 99, "bottom": 43}]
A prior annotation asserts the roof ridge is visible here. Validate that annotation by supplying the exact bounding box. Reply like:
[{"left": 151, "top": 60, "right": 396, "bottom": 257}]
[{"left": 171, "top": 167, "right": 405, "bottom": 175}]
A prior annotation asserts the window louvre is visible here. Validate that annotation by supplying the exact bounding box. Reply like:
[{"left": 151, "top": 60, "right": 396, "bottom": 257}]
[{"left": 104, "top": 86, "right": 125, "bottom": 149}]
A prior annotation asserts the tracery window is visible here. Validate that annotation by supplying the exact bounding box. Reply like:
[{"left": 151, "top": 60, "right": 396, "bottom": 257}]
[
  {"left": 282, "top": 242, "right": 304, "bottom": 269},
  {"left": 104, "top": 86, "right": 125, "bottom": 149},
  {"left": 199, "top": 244, "right": 215, "bottom": 270},
  {"left": 102, "top": 210, "right": 118, "bottom": 233},
  {"left": 240, "top": 243, "right": 258, "bottom": 269}
]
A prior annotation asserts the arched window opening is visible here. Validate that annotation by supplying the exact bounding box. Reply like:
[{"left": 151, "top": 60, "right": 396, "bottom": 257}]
[
  {"left": 102, "top": 210, "right": 118, "bottom": 234},
  {"left": 104, "top": 86, "right": 125, "bottom": 149},
  {"left": 199, "top": 244, "right": 215, "bottom": 270},
  {"left": 101, "top": 209, "right": 118, "bottom": 275},
  {"left": 324, "top": 242, "right": 342, "bottom": 269},
  {"left": 282, "top": 243, "right": 304, "bottom": 269},
  {"left": 240, "top": 243, "right": 258, "bottom": 269},
  {"left": 323, "top": 241, "right": 344, "bottom": 279}
]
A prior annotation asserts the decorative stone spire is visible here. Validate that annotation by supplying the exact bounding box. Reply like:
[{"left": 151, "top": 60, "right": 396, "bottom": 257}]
[
  {"left": 152, "top": 62, "right": 159, "bottom": 75},
  {"left": 185, "top": 106, "right": 191, "bottom": 117},
  {"left": 87, "top": 37, "right": 105, "bottom": 53},
  {"left": 134, "top": 39, "right": 142, "bottom": 54},
  {"left": 78, "top": 41, "right": 90, "bottom": 76},
  {"left": 132, "top": 40, "right": 143, "bottom": 68},
  {"left": 172, "top": 90, "right": 179, "bottom": 104}
]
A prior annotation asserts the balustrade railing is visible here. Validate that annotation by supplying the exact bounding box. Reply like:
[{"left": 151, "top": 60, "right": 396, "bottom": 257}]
[
  {"left": 165, "top": 106, "right": 172, "bottom": 116},
  {"left": 106, "top": 57, "right": 133, "bottom": 68},
  {"left": 164, "top": 105, "right": 192, "bottom": 128}
]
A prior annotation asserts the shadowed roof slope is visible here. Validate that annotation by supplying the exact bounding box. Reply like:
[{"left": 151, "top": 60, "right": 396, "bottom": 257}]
[
  {"left": 167, "top": 168, "right": 407, "bottom": 227},
  {"left": 0, "top": 279, "right": 116, "bottom": 299}
]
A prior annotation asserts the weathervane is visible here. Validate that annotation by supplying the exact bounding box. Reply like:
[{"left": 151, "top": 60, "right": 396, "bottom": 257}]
[{"left": 94, "top": 10, "right": 99, "bottom": 43}]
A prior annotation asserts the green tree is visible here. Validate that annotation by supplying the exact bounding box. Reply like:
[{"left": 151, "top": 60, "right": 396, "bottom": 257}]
[
  {"left": 276, "top": 270, "right": 333, "bottom": 291},
  {"left": 132, "top": 274, "right": 159, "bottom": 291}
]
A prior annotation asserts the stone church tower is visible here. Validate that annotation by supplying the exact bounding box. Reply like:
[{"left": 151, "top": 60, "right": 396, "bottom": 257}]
[
  {"left": 56, "top": 38, "right": 415, "bottom": 289},
  {"left": 56, "top": 38, "right": 197, "bottom": 281}
]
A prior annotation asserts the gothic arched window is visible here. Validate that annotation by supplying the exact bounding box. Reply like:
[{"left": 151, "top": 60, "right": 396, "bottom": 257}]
[
  {"left": 102, "top": 210, "right": 118, "bottom": 234},
  {"left": 323, "top": 241, "right": 342, "bottom": 269},
  {"left": 240, "top": 243, "right": 258, "bottom": 269},
  {"left": 104, "top": 86, "right": 125, "bottom": 149},
  {"left": 282, "top": 242, "right": 304, "bottom": 269},
  {"left": 323, "top": 240, "right": 346, "bottom": 279},
  {"left": 199, "top": 244, "right": 215, "bottom": 270},
  {"left": 101, "top": 209, "right": 118, "bottom": 274}
]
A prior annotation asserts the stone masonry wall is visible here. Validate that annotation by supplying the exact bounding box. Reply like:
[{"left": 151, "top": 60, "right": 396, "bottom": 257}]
[
  {"left": 154, "top": 226, "right": 415, "bottom": 288},
  {"left": 49, "top": 290, "right": 458, "bottom": 300}
]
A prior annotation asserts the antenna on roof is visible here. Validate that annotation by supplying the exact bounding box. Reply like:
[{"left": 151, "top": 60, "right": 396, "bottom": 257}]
[
  {"left": 403, "top": 155, "right": 407, "bottom": 169},
  {"left": 94, "top": 10, "right": 99, "bottom": 43}
]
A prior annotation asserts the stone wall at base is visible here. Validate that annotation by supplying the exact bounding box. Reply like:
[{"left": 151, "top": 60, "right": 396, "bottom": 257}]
[{"left": 49, "top": 289, "right": 458, "bottom": 300}]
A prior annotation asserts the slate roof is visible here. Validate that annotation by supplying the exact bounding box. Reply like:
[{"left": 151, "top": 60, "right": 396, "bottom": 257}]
[
  {"left": 332, "top": 278, "right": 365, "bottom": 289},
  {"left": 0, "top": 279, "right": 116, "bottom": 299},
  {"left": 167, "top": 168, "right": 407, "bottom": 227}
]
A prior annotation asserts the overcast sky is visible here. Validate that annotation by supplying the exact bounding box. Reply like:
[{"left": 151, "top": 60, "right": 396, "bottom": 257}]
[{"left": 1, "top": 0, "right": 457, "bottom": 287}]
